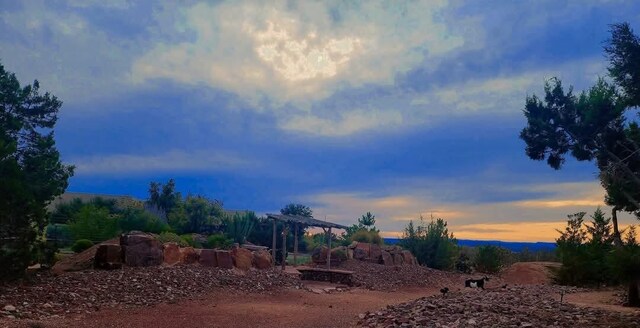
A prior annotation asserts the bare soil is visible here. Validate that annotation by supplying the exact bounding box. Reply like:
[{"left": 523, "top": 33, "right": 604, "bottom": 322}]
[{"left": 6, "top": 286, "right": 440, "bottom": 328}]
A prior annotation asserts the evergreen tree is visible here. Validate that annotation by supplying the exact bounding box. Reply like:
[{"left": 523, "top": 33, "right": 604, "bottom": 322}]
[{"left": 0, "top": 62, "right": 74, "bottom": 280}]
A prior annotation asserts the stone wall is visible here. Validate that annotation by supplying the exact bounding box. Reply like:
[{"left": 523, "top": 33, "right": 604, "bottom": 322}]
[{"left": 345, "top": 242, "right": 418, "bottom": 266}]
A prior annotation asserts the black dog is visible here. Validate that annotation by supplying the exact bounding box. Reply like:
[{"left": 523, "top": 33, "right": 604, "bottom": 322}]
[{"left": 464, "top": 277, "right": 490, "bottom": 290}]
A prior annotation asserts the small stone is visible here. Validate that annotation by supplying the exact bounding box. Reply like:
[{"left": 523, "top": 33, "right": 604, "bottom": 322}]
[{"left": 3, "top": 305, "right": 16, "bottom": 312}]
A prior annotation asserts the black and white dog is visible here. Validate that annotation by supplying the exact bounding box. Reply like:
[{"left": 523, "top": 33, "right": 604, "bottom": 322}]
[{"left": 465, "top": 277, "right": 490, "bottom": 290}]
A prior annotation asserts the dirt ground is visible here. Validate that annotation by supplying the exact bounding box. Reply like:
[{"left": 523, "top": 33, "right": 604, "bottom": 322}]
[
  {"left": 499, "top": 261, "right": 560, "bottom": 285},
  {"left": 12, "top": 285, "right": 439, "bottom": 328}
]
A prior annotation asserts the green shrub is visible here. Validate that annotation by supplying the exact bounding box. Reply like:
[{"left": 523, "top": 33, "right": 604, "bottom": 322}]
[
  {"left": 455, "top": 252, "right": 473, "bottom": 273},
  {"left": 400, "top": 216, "right": 458, "bottom": 270},
  {"left": 45, "top": 224, "right": 73, "bottom": 247},
  {"left": 206, "top": 234, "right": 233, "bottom": 249},
  {"left": 157, "top": 232, "right": 188, "bottom": 246},
  {"left": 68, "top": 205, "right": 119, "bottom": 242},
  {"left": 474, "top": 245, "right": 511, "bottom": 273},
  {"left": 222, "top": 212, "right": 256, "bottom": 244},
  {"left": 331, "top": 248, "right": 347, "bottom": 261},
  {"left": 180, "top": 234, "right": 203, "bottom": 248},
  {"left": 349, "top": 229, "right": 383, "bottom": 245},
  {"left": 71, "top": 239, "right": 94, "bottom": 253},
  {"left": 119, "top": 208, "right": 170, "bottom": 234}
]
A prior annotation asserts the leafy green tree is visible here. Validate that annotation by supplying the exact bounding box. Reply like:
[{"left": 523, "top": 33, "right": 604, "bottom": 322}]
[
  {"left": 400, "top": 216, "right": 458, "bottom": 270},
  {"left": 280, "top": 203, "right": 313, "bottom": 217},
  {"left": 67, "top": 205, "right": 119, "bottom": 242},
  {"left": 118, "top": 208, "right": 169, "bottom": 234},
  {"left": 167, "top": 195, "right": 224, "bottom": 234},
  {"left": 0, "top": 63, "right": 74, "bottom": 280},
  {"left": 474, "top": 245, "right": 512, "bottom": 274}
]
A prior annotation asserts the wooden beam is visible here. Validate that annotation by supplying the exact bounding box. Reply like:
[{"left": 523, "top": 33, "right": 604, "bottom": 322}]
[
  {"left": 281, "top": 225, "right": 288, "bottom": 271},
  {"left": 272, "top": 219, "right": 276, "bottom": 267},
  {"left": 326, "top": 227, "right": 332, "bottom": 270},
  {"left": 294, "top": 223, "right": 299, "bottom": 267}
]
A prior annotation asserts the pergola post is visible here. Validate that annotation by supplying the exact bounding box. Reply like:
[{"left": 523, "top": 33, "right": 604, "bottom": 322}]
[
  {"left": 326, "top": 227, "right": 332, "bottom": 270},
  {"left": 293, "top": 223, "right": 299, "bottom": 267},
  {"left": 281, "top": 225, "right": 288, "bottom": 271},
  {"left": 272, "top": 219, "right": 276, "bottom": 267}
]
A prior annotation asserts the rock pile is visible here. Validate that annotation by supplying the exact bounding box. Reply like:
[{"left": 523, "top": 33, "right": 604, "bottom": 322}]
[
  {"left": 0, "top": 266, "right": 303, "bottom": 320},
  {"left": 51, "top": 232, "right": 275, "bottom": 274},
  {"left": 338, "top": 260, "right": 487, "bottom": 292},
  {"left": 347, "top": 242, "right": 418, "bottom": 266},
  {"left": 357, "top": 285, "right": 640, "bottom": 327}
]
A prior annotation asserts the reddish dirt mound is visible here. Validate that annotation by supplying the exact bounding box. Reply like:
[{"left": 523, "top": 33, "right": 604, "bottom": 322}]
[{"left": 500, "top": 262, "right": 559, "bottom": 285}]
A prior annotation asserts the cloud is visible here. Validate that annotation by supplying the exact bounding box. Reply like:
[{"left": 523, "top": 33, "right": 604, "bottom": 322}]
[
  {"left": 279, "top": 108, "right": 403, "bottom": 137},
  {"left": 301, "top": 180, "right": 638, "bottom": 242},
  {"left": 72, "top": 150, "right": 254, "bottom": 175},
  {"left": 132, "top": 1, "right": 465, "bottom": 106}
]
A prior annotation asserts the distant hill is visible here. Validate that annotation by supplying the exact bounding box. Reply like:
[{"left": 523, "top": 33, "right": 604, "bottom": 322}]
[{"left": 383, "top": 238, "right": 555, "bottom": 252}]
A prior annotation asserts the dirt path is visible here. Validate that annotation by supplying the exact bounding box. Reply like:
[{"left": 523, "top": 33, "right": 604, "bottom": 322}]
[
  {"left": 15, "top": 286, "right": 439, "bottom": 328},
  {"left": 563, "top": 290, "right": 640, "bottom": 314}
]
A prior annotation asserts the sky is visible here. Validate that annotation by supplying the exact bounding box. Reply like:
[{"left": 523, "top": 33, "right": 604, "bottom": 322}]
[{"left": 2, "top": 0, "right": 640, "bottom": 242}]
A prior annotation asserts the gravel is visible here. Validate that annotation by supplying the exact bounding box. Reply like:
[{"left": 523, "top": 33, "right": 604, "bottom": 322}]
[
  {"left": 0, "top": 266, "right": 303, "bottom": 320},
  {"left": 356, "top": 285, "right": 640, "bottom": 328}
]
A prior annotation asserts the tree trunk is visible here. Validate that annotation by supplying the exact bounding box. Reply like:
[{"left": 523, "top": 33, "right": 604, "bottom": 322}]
[{"left": 611, "top": 208, "right": 623, "bottom": 247}]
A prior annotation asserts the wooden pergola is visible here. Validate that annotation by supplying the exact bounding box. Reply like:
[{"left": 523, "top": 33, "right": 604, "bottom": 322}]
[{"left": 266, "top": 213, "right": 348, "bottom": 270}]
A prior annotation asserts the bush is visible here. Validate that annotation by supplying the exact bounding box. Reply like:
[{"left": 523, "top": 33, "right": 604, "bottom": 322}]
[
  {"left": 71, "top": 239, "right": 94, "bottom": 253},
  {"left": 157, "top": 232, "right": 188, "bottom": 246},
  {"left": 455, "top": 252, "right": 473, "bottom": 273},
  {"left": 119, "top": 208, "right": 170, "bottom": 234},
  {"left": 180, "top": 234, "right": 203, "bottom": 248},
  {"left": 45, "top": 224, "right": 73, "bottom": 247},
  {"left": 350, "top": 229, "right": 384, "bottom": 245},
  {"left": 400, "top": 216, "right": 458, "bottom": 270},
  {"left": 68, "top": 205, "right": 119, "bottom": 242},
  {"left": 474, "top": 245, "right": 511, "bottom": 273},
  {"left": 206, "top": 234, "right": 233, "bottom": 249},
  {"left": 222, "top": 212, "right": 256, "bottom": 244},
  {"left": 332, "top": 248, "right": 347, "bottom": 261}
]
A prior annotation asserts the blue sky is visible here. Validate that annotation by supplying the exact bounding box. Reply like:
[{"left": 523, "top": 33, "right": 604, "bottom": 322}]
[{"left": 2, "top": 0, "right": 640, "bottom": 241}]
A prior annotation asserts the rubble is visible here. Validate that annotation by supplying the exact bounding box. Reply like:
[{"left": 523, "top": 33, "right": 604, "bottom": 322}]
[
  {"left": 0, "top": 266, "right": 303, "bottom": 320},
  {"left": 357, "top": 285, "right": 640, "bottom": 327}
]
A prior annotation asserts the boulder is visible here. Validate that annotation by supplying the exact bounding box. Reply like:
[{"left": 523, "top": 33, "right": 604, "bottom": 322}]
[
  {"left": 94, "top": 244, "right": 122, "bottom": 270},
  {"left": 216, "top": 250, "right": 234, "bottom": 269},
  {"left": 52, "top": 238, "right": 120, "bottom": 274},
  {"left": 253, "top": 250, "right": 273, "bottom": 269},
  {"left": 179, "top": 247, "right": 199, "bottom": 264},
  {"left": 163, "top": 242, "right": 181, "bottom": 265},
  {"left": 120, "top": 232, "right": 163, "bottom": 267},
  {"left": 369, "top": 244, "right": 382, "bottom": 263},
  {"left": 402, "top": 250, "right": 416, "bottom": 266},
  {"left": 354, "top": 242, "right": 371, "bottom": 260},
  {"left": 381, "top": 251, "right": 394, "bottom": 266},
  {"left": 346, "top": 248, "right": 354, "bottom": 259},
  {"left": 347, "top": 241, "right": 358, "bottom": 249},
  {"left": 232, "top": 247, "right": 253, "bottom": 270},
  {"left": 393, "top": 253, "right": 404, "bottom": 266},
  {"left": 199, "top": 249, "right": 218, "bottom": 267}
]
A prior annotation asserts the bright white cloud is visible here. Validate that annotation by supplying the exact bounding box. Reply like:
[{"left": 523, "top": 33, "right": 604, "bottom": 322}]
[
  {"left": 132, "top": 0, "right": 464, "bottom": 105},
  {"left": 72, "top": 150, "right": 254, "bottom": 175},
  {"left": 280, "top": 108, "right": 403, "bottom": 137}
]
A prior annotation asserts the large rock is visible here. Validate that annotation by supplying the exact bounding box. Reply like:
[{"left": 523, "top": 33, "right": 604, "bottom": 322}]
[
  {"left": 120, "top": 232, "right": 163, "bottom": 267},
  {"left": 393, "top": 253, "right": 405, "bottom": 266},
  {"left": 179, "top": 247, "right": 199, "bottom": 264},
  {"left": 232, "top": 247, "right": 253, "bottom": 270},
  {"left": 381, "top": 251, "right": 394, "bottom": 266},
  {"left": 163, "top": 242, "right": 181, "bottom": 265},
  {"left": 253, "top": 250, "right": 273, "bottom": 269},
  {"left": 94, "top": 244, "right": 122, "bottom": 270},
  {"left": 353, "top": 242, "right": 369, "bottom": 260},
  {"left": 216, "top": 250, "right": 234, "bottom": 269},
  {"left": 199, "top": 249, "right": 218, "bottom": 267},
  {"left": 369, "top": 244, "right": 382, "bottom": 264},
  {"left": 52, "top": 238, "right": 120, "bottom": 274},
  {"left": 402, "top": 250, "right": 417, "bottom": 266}
]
